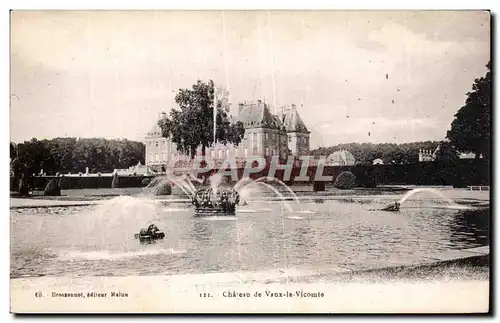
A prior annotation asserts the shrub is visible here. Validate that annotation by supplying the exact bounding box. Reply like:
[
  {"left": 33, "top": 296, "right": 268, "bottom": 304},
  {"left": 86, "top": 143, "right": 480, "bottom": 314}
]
[{"left": 333, "top": 171, "right": 356, "bottom": 189}]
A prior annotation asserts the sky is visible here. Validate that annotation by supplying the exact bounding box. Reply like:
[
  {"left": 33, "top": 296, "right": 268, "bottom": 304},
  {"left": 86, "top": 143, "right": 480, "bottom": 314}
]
[{"left": 10, "top": 10, "right": 490, "bottom": 148}]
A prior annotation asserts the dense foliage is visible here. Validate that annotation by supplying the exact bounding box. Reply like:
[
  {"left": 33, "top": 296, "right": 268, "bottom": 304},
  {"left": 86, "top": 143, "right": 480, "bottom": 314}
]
[
  {"left": 310, "top": 141, "right": 442, "bottom": 165},
  {"left": 158, "top": 80, "right": 246, "bottom": 159},
  {"left": 333, "top": 171, "right": 356, "bottom": 189},
  {"left": 10, "top": 137, "right": 145, "bottom": 176},
  {"left": 447, "top": 61, "right": 491, "bottom": 159}
]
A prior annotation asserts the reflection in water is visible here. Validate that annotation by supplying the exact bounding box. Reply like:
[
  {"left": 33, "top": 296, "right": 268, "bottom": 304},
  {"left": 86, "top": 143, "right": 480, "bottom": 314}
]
[
  {"left": 288, "top": 225, "right": 316, "bottom": 258},
  {"left": 449, "top": 208, "right": 490, "bottom": 247},
  {"left": 191, "top": 221, "right": 212, "bottom": 243},
  {"left": 189, "top": 217, "right": 243, "bottom": 272}
]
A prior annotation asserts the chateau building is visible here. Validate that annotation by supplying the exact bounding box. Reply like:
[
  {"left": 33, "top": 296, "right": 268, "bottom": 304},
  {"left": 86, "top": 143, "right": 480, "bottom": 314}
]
[
  {"left": 144, "top": 100, "right": 310, "bottom": 171},
  {"left": 419, "top": 145, "right": 483, "bottom": 162}
]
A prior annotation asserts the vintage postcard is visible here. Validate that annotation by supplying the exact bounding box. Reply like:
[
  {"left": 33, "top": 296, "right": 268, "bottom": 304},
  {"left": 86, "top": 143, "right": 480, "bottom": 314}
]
[{"left": 9, "top": 10, "right": 490, "bottom": 314}]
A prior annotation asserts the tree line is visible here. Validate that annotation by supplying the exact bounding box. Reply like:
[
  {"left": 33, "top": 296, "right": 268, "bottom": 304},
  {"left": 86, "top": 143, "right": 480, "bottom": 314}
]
[
  {"left": 10, "top": 137, "right": 145, "bottom": 177},
  {"left": 310, "top": 141, "right": 442, "bottom": 165}
]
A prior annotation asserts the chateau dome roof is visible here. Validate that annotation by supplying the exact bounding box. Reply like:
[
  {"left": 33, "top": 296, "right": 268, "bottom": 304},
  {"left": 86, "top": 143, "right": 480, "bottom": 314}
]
[{"left": 327, "top": 149, "right": 356, "bottom": 166}]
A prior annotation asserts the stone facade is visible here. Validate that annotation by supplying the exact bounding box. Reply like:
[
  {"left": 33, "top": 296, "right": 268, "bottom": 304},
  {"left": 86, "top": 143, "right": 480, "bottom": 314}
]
[
  {"left": 280, "top": 104, "right": 310, "bottom": 156},
  {"left": 418, "top": 148, "right": 437, "bottom": 162},
  {"left": 144, "top": 101, "right": 310, "bottom": 171},
  {"left": 418, "top": 145, "right": 482, "bottom": 163}
]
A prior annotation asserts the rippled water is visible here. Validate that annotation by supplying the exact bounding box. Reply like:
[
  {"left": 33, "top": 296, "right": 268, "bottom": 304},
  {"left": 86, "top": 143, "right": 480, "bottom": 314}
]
[{"left": 10, "top": 195, "right": 489, "bottom": 278}]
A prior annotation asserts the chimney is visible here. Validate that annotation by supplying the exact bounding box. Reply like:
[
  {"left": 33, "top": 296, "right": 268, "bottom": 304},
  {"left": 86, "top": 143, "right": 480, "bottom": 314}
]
[
  {"left": 291, "top": 104, "right": 296, "bottom": 110},
  {"left": 257, "top": 99, "right": 262, "bottom": 104}
]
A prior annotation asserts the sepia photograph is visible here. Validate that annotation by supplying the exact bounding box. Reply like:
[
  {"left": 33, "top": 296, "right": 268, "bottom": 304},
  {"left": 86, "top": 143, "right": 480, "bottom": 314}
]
[{"left": 9, "top": 9, "right": 491, "bottom": 314}]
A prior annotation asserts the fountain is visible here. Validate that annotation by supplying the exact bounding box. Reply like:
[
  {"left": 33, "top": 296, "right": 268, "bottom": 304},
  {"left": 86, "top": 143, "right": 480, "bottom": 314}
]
[
  {"left": 143, "top": 174, "right": 196, "bottom": 198},
  {"left": 380, "top": 188, "right": 467, "bottom": 212},
  {"left": 398, "top": 188, "right": 456, "bottom": 205},
  {"left": 134, "top": 223, "right": 166, "bottom": 242},
  {"left": 191, "top": 174, "right": 240, "bottom": 216},
  {"left": 143, "top": 170, "right": 309, "bottom": 216}
]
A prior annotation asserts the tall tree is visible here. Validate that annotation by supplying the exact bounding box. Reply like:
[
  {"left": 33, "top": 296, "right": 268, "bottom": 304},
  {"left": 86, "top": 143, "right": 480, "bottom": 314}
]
[
  {"left": 10, "top": 142, "right": 17, "bottom": 160},
  {"left": 158, "top": 80, "right": 245, "bottom": 159},
  {"left": 447, "top": 61, "right": 491, "bottom": 159},
  {"left": 434, "top": 141, "right": 459, "bottom": 165},
  {"left": 11, "top": 138, "right": 52, "bottom": 176}
]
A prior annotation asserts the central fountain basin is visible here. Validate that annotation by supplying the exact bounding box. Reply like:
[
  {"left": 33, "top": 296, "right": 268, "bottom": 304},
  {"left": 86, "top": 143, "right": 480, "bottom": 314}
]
[{"left": 191, "top": 187, "right": 240, "bottom": 216}]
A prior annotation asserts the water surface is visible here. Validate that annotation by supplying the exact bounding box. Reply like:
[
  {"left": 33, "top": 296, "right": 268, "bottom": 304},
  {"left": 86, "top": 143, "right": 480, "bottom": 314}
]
[{"left": 10, "top": 195, "right": 489, "bottom": 278}]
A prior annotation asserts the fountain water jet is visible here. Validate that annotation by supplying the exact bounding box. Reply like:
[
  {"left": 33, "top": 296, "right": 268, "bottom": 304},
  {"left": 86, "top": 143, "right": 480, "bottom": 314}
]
[
  {"left": 143, "top": 175, "right": 195, "bottom": 198},
  {"left": 233, "top": 177, "right": 254, "bottom": 192},
  {"left": 381, "top": 188, "right": 468, "bottom": 212},
  {"left": 398, "top": 188, "right": 457, "bottom": 206},
  {"left": 252, "top": 177, "right": 301, "bottom": 204},
  {"left": 239, "top": 181, "right": 294, "bottom": 212},
  {"left": 64, "top": 196, "right": 166, "bottom": 253}
]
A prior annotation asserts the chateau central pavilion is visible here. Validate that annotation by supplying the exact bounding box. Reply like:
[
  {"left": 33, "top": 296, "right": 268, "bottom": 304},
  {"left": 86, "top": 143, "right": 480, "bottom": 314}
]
[{"left": 144, "top": 100, "right": 310, "bottom": 171}]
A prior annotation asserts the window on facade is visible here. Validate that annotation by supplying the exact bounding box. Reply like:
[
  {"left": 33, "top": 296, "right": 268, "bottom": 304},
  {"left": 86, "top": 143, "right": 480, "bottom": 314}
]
[
  {"left": 266, "top": 148, "right": 270, "bottom": 156},
  {"left": 156, "top": 142, "right": 159, "bottom": 147},
  {"left": 155, "top": 153, "right": 159, "bottom": 162},
  {"left": 265, "top": 133, "right": 268, "bottom": 141},
  {"left": 273, "top": 148, "right": 277, "bottom": 156},
  {"left": 288, "top": 135, "right": 292, "bottom": 142},
  {"left": 244, "top": 148, "right": 248, "bottom": 157},
  {"left": 218, "top": 149, "right": 223, "bottom": 159},
  {"left": 253, "top": 133, "right": 257, "bottom": 142},
  {"left": 253, "top": 148, "right": 258, "bottom": 156},
  {"left": 211, "top": 150, "right": 215, "bottom": 159},
  {"left": 162, "top": 153, "right": 166, "bottom": 161}
]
